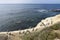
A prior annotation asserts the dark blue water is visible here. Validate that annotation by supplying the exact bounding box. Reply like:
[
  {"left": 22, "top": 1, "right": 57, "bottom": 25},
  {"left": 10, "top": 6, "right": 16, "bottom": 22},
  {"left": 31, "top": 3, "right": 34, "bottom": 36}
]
[{"left": 0, "top": 4, "right": 60, "bottom": 32}]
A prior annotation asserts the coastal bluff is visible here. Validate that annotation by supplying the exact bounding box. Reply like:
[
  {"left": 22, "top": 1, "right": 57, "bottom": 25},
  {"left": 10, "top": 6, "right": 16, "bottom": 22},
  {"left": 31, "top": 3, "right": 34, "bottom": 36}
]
[{"left": 0, "top": 14, "right": 60, "bottom": 40}]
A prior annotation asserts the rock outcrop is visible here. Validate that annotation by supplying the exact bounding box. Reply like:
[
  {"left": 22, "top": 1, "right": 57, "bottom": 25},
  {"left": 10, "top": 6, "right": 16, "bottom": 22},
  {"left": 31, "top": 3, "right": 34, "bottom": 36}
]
[{"left": 50, "top": 9, "right": 60, "bottom": 12}]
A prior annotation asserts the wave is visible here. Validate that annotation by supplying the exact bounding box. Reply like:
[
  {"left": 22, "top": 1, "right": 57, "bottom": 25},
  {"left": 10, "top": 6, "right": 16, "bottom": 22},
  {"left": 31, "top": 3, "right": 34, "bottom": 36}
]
[{"left": 37, "top": 9, "right": 48, "bottom": 13}]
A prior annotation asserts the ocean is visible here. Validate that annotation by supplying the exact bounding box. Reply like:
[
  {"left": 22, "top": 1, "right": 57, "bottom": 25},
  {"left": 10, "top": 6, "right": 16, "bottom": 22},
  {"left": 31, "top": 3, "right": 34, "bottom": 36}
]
[{"left": 0, "top": 4, "right": 60, "bottom": 32}]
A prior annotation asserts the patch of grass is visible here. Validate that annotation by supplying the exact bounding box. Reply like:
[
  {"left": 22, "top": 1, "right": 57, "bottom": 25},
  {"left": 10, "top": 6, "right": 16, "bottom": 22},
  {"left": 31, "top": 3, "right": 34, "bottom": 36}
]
[
  {"left": 21, "top": 23, "right": 60, "bottom": 40},
  {"left": 0, "top": 34, "right": 8, "bottom": 40}
]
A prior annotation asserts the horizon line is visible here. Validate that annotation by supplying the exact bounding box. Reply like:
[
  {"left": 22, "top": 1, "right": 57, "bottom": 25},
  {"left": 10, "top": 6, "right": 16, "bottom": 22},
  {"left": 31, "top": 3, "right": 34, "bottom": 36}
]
[{"left": 0, "top": 3, "right": 60, "bottom": 4}]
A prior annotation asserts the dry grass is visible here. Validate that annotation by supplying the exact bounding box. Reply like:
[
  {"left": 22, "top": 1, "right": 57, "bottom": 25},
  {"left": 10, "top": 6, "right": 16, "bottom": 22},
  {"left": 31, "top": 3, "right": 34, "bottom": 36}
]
[
  {"left": 0, "top": 23, "right": 60, "bottom": 40},
  {"left": 21, "top": 23, "right": 60, "bottom": 40}
]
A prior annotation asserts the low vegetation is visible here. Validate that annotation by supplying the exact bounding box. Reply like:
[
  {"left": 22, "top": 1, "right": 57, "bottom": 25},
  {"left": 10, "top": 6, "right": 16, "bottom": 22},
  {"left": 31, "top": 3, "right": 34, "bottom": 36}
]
[
  {"left": 0, "top": 22, "right": 60, "bottom": 40},
  {"left": 21, "top": 23, "right": 60, "bottom": 40}
]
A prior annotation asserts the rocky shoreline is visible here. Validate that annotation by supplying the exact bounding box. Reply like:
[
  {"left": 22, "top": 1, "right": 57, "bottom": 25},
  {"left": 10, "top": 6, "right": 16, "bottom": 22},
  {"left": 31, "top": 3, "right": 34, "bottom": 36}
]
[{"left": 0, "top": 14, "right": 60, "bottom": 40}]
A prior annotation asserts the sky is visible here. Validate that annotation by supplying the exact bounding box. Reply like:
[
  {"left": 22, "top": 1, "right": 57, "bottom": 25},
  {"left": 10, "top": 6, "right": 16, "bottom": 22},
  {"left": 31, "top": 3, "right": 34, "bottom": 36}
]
[{"left": 0, "top": 0, "right": 60, "bottom": 4}]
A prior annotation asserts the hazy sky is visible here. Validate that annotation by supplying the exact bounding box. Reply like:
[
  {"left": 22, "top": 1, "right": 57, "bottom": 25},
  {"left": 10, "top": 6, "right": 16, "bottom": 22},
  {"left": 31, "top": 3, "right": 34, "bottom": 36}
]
[{"left": 0, "top": 0, "right": 60, "bottom": 4}]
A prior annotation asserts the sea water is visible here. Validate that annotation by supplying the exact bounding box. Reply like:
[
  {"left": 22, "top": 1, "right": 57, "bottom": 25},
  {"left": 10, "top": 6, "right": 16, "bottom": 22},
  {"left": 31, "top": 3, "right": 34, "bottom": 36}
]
[{"left": 0, "top": 4, "right": 60, "bottom": 32}]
